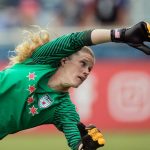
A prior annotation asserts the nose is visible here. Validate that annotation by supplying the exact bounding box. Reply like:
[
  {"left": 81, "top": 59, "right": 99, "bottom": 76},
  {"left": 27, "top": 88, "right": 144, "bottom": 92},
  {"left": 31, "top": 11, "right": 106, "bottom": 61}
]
[{"left": 83, "top": 67, "right": 90, "bottom": 76}]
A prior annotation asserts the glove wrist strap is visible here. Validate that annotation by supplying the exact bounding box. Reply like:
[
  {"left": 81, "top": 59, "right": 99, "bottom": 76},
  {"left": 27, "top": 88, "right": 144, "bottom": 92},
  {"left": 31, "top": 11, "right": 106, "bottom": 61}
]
[{"left": 111, "top": 28, "right": 126, "bottom": 42}]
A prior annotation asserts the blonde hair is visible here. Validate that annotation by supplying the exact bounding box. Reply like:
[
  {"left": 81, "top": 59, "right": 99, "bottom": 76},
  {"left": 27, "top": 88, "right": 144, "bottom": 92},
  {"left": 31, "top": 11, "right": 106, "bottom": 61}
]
[
  {"left": 80, "top": 46, "right": 95, "bottom": 59},
  {"left": 9, "top": 27, "right": 50, "bottom": 65},
  {"left": 71, "top": 46, "right": 95, "bottom": 63}
]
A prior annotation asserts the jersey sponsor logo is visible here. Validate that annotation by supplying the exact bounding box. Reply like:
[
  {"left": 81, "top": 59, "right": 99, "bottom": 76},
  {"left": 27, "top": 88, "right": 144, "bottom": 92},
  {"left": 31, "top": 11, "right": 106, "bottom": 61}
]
[{"left": 38, "top": 95, "right": 53, "bottom": 109}]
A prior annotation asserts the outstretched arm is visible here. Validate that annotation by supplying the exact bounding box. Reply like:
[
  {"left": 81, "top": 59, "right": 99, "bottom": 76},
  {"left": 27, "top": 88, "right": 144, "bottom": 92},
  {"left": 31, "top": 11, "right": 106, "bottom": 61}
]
[
  {"left": 91, "top": 29, "right": 111, "bottom": 44},
  {"left": 32, "top": 21, "right": 150, "bottom": 64},
  {"left": 91, "top": 21, "right": 150, "bottom": 55}
]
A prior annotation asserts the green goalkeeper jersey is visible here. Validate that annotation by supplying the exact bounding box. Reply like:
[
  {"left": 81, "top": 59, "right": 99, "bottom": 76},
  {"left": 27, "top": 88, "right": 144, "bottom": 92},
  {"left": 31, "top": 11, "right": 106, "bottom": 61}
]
[{"left": 0, "top": 30, "right": 92, "bottom": 150}]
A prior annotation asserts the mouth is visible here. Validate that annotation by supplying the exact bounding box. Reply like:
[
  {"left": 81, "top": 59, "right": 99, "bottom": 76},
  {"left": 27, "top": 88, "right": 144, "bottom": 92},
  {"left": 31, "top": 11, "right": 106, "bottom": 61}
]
[{"left": 78, "top": 76, "right": 85, "bottom": 82}]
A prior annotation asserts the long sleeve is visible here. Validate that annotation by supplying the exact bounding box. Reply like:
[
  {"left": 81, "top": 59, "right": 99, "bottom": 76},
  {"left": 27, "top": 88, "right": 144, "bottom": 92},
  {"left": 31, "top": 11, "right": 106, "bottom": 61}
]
[
  {"left": 52, "top": 99, "right": 81, "bottom": 150},
  {"left": 31, "top": 30, "right": 92, "bottom": 65}
]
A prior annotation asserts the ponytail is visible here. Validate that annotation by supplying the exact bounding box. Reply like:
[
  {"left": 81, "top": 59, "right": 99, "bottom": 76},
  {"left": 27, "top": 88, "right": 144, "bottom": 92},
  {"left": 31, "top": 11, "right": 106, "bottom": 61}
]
[{"left": 9, "top": 27, "right": 50, "bottom": 65}]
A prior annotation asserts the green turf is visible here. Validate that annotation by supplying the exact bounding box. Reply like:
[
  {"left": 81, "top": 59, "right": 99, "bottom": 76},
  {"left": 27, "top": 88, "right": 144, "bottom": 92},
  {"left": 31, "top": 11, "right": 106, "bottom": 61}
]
[
  {"left": 0, "top": 132, "right": 150, "bottom": 150},
  {"left": 103, "top": 131, "right": 150, "bottom": 150}
]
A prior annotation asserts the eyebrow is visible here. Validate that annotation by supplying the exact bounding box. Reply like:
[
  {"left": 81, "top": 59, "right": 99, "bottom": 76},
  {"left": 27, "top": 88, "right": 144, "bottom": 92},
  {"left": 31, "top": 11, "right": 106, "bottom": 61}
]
[{"left": 81, "top": 58, "right": 94, "bottom": 66}]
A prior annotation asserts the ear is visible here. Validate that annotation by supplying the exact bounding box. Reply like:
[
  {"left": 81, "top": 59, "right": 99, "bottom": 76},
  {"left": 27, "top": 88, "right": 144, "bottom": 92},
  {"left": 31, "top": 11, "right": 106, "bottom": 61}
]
[{"left": 60, "top": 57, "right": 69, "bottom": 66}]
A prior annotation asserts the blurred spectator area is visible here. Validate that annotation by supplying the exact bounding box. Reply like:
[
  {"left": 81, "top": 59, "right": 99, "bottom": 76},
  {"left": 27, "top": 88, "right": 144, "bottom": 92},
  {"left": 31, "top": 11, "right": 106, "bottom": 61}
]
[
  {"left": 93, "top": 0, "right": 130, "bottom": 25},
  {"left": 0, "top": 0, "right": 130, "bottom": 28},
  {"left": 0, "top": 0, "right": 150, "bottom": 61},
  {"left": 0, "top": 0, "right": 150, "bottom": 27}
]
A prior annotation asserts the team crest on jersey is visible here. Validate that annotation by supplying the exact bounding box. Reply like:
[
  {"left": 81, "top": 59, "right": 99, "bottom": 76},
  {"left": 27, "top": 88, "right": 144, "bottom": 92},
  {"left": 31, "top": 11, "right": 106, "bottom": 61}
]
[{"left": 38, "top": 95, "right": 53, "bottom": 109}]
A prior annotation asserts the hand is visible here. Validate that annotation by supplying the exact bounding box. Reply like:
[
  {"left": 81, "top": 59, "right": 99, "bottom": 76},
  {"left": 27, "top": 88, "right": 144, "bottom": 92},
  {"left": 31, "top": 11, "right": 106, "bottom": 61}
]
[
  {"left": 111, "top": 21, "right": 150, "bottom": 55},
  {"left": 77, "top": 122, "right": 105, "bottom": 150}
]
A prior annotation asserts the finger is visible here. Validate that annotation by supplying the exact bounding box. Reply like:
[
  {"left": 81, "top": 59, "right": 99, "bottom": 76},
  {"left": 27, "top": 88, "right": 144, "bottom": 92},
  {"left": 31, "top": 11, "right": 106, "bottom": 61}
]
[
  {"left": 145, "top": 22, "right": 150, "bottom": 35},
  {"left": 87, "top": 127, "right": 99, "bottom": 135},
  {"left": 128, "top": 43, "right": 150, "bottom": 55},
  {"left": 91, "top": 132, "right": 103, "bottom": 141},
  {"left": 146, "top": 38, "right": 150, "bottom": 42},
  {"left": 85, "top": 125, "right": 96, "bottom": 130},
  {"left": 137, "top": 44, "right": 150, "bottom": 55},
  {"left": 98, "top": 138, "right": 106, "bottom": 145},
  {"left": 87, "top": 128, "right": 105, "bottom": 144},
  {"left": 144, "top": 22, "right": 150, "bottom": 41}
]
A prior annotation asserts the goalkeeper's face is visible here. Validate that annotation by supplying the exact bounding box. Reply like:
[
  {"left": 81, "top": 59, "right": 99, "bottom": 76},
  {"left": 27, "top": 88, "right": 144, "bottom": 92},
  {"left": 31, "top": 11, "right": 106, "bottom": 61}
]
[{"left": 61, "top": 50, "right": 95, "bottom": 88}]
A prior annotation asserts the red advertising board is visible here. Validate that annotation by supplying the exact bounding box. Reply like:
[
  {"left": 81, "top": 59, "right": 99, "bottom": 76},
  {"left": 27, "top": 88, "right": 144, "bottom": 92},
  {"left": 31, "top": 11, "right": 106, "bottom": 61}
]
[
  {"left": 1, "top": 60, "right": 150, "bottom": 132},
  {"left": 71, "top": 60, "right": 150, "bottom": 131}
]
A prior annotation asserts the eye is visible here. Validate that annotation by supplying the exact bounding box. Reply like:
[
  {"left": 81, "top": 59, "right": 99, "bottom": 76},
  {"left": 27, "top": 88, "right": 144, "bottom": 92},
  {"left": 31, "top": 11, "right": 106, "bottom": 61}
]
[{"left": 80, "top": 61, "right": 86, "bottom": 67}]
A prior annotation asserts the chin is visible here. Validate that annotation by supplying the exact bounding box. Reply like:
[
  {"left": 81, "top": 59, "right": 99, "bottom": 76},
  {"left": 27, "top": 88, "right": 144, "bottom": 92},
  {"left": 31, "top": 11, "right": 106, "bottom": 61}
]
[
  {"left": 73, "top": 85, "right": 79, "bottom": 88},
  {"left": 70, "top": 79, "right": 83, "bottom": 88},
  {"left": 73, "top": 82, "right": 82, "bottom": 88}
]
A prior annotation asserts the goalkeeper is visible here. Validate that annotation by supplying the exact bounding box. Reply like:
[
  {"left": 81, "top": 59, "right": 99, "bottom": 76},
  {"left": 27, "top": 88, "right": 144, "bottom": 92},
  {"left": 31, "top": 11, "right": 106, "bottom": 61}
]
[{"left": 0, "top": 21, "right": 150, "bottom": 150}]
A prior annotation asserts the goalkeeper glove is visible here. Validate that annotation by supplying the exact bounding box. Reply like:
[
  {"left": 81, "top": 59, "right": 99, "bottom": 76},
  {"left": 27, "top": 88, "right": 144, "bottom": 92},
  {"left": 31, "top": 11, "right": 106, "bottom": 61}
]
[
  {"left": 77, "top": 122, "right": 105, "bottom": 150},
  {"left": 111, "top": 21, "right": 150, "bottom": 55}
]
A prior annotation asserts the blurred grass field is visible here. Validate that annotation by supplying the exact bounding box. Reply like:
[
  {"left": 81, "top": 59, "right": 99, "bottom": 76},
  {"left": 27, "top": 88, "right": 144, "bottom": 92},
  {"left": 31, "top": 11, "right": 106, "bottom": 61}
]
[{"left": 0, "top": 131, "right": 150, "bottom": 150}]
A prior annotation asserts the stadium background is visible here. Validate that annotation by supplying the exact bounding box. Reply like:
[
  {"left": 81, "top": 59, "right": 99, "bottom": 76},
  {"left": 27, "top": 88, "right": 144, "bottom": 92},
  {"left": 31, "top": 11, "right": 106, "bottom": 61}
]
[{"left": 0, "top": 0, "right": 150, "bottom": 149}]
